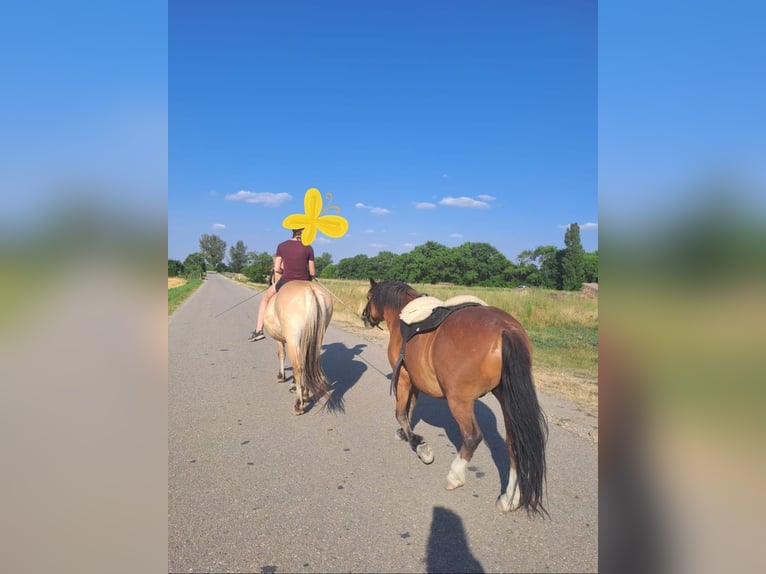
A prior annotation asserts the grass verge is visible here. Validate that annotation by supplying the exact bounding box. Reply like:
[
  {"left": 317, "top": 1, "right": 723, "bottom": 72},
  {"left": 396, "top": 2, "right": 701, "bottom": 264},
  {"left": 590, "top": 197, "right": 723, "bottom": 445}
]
[{"left": 168, "top": 278, "right": 202, "bottom": 315}]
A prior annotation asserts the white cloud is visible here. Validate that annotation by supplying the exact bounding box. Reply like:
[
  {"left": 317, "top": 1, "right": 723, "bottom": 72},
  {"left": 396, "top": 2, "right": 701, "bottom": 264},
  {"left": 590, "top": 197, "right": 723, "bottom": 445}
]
[
  {"left": 476, "top": 194, "right": 496, "bottom": 202},
  {"left": 559, "top": 222, "right": 599, "bottom": 231},
  {"left": 212, "top": 223, "right": 226, "bottom": 229},
  {"left": 356, "top": 202, "right": 390, "bottom": 215},
  {"left": 225, "top": 190, "right": 292, "bottom": 207},
  {"left": 313, "top": 236, "right": 332, "bottom": 244},
  {"left": 414, "top": 202, "right": 436, "bottom": 209},
  {"left": 450, "top": 233, "right": 463, "bottom": 238},
  {"left": 439, "top": 196, "right": 490, "bottom": 209},
  {"left": 363, "top": 228, "right": 375, "bottom": 234},
  {"left": 401, "top": 242, "right": 416, "bottom": 249},
  {"left": 369, "top": 243, "right": 387, "bottom": 249}
]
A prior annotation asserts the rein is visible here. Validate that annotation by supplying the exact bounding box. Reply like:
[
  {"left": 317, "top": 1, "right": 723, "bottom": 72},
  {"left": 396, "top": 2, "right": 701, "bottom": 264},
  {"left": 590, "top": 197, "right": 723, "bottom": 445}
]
[{"left": 213, "top": 284, "right": 270, "bottom": 318}]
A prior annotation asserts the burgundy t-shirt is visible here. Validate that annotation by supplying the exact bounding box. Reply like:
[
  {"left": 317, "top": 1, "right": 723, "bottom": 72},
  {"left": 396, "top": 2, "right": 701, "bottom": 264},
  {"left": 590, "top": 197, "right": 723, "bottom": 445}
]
[{"left": 276, "top": 239, "right": 315, "bottom": 281}]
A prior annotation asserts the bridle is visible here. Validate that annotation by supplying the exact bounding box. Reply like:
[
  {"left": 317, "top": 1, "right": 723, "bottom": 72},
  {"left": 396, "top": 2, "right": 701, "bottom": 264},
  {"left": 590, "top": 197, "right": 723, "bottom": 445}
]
[{"left": 361, "top": 297, "right": 382, "bottom": 329}]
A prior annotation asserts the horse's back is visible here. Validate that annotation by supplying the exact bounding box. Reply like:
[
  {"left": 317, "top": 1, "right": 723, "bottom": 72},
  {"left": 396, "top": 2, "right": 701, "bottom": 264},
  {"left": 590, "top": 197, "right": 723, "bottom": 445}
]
[
  {"left": 266, "top": 280, "right": 333, "bottom": 338},
  {"left": 410, "top": 305, "right": 526, "bottom": 396}
]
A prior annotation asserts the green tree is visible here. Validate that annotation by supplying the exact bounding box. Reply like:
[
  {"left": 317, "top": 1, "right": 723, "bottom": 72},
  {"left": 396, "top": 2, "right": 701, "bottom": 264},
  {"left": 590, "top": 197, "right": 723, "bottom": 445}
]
[
  {"left": 228, "top": 240, "right": 248, "bottom": 273},
  {"left": 533, "top": 245, "right": 561, "bottom": 289},
  {"left": 183, "top": 252, "right": 207, "bottom": 279},
  {"left": 368, "top": 250, "right": 398, "bottom": 281},
  {"left": 168, "top": 259, "right": 184, "bottom": 277},
  {"left": 319, "top": 263, "right": 338, "bottom": 278},
  {"left": 314, "top": 252, "right": 333, "bottom": 277},
  {"left": 452, "top": 242, "right": 510, "bottom": 286},
  {"left": 199, "top": 233, "right": 227, "bottom": 269},
  {"left": 583, "top": 251, "right": 598, "bottom": 283},
  {"left": 242, "top": 251, "right": 274, "bottom": 283},
  {"left": 335, "top": 254, "right": 371, "bottom": 279},
  {"left": 405, "top": 241, "right": 452, "bottom": 283},
  {"left": 560, "top": 223, "right": 585, "bottom": 290}
]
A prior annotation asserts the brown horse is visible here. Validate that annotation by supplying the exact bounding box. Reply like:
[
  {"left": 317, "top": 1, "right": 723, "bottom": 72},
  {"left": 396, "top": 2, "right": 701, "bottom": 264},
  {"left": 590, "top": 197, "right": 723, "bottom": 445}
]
[
  {"left": 263, "top": 280, "right": 333, "bottom": 415},
  {"left": 362, "top": 279, "right": 548, "bottom": 515}
]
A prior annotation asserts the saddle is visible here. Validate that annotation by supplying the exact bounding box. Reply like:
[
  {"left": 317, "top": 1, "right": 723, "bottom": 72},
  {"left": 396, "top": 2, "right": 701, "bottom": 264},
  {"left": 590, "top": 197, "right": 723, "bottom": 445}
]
[{"left": 391, "top": 295, "right": 487, "bottom": 397}]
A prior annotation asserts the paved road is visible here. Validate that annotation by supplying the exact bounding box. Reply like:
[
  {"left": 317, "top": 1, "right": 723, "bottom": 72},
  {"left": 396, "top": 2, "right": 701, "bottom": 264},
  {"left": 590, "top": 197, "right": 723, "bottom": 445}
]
[{"left": 169, "top": 273, "right": 598, "bottom": 573}]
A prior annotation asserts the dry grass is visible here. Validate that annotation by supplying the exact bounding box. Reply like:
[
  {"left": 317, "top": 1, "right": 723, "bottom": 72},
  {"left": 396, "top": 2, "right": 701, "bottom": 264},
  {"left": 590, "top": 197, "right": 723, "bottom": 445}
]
[{"left": 168, "top": 277, "right": 187, "bottom": 289}]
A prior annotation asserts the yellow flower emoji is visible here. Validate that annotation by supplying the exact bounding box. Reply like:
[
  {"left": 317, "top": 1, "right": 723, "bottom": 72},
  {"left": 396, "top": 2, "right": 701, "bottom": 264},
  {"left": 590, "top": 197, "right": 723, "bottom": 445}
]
[{"left": 282, "top": 187, "right": 349, "bottom": 246}]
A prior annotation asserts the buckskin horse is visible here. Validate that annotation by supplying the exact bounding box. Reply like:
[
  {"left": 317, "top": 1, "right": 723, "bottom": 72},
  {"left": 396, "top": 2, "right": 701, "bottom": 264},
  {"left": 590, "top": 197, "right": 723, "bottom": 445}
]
[
  {"left": 362, "top": 279, "right": 548, "bottom": 515},
  {"left": 263, "top": 279, "right": 333, "bottom": 415}
]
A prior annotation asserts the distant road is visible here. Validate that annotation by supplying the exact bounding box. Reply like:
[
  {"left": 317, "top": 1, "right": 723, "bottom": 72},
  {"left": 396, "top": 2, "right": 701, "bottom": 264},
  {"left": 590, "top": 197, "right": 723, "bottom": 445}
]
[{"left": 169, "top": 273, "right": 597, "bottom": 573}]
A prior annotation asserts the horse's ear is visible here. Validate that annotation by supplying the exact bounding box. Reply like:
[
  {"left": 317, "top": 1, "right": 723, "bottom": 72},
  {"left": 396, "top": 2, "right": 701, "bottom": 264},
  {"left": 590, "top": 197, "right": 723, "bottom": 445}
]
[{"left": 369, "top": 278, "right": 377, "bottom": 287}]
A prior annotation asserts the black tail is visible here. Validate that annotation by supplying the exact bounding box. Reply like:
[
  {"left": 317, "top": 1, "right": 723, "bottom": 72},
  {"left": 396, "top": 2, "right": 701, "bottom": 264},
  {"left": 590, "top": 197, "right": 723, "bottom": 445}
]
[{"left": 500, "top": 329, "right": 548, "bottom": 517}]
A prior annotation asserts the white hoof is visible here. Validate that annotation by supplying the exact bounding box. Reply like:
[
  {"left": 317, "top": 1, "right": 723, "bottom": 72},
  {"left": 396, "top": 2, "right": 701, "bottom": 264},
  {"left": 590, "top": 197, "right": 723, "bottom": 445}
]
[
  {"left": 446, "top": 456, "right": 468, "bottom": 490},
  {"left": 496, "top": 475, "right": 521, "bottom": 512}
]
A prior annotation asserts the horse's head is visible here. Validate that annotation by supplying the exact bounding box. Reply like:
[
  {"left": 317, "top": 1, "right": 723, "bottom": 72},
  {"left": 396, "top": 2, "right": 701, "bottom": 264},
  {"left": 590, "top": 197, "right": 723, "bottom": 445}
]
[
  {"left": 361, "top": 279, "right": 383, "bottom": 328},
  {"left": 362, "top": 278, "right": 420, "bottom": 329}
]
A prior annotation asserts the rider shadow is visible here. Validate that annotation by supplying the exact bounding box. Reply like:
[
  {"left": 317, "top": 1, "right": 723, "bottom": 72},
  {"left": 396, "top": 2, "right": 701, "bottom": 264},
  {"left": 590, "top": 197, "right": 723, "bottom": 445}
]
[
  {"left": 426, "top": 506, "right": 484, "bottom": 573},
  {"left": 320, "top": 343, "right": 368, "bottom": 414},
  {"left": 411, "top": 395, "right": 512, "bottom": 492}
]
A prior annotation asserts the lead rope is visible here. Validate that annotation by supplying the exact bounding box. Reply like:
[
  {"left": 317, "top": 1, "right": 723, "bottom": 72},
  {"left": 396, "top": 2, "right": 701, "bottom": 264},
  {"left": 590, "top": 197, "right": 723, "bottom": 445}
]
[
  {"left": 314, "top": 277, "right": 380, "bottom": 327},
  {"left": 313, "top": 277, "right": 392, "bottom": 381}
]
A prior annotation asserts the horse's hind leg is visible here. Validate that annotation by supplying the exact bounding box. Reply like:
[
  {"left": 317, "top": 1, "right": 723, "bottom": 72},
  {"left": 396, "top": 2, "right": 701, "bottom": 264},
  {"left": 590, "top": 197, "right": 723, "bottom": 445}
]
[
  {"left": 395, "top": 376, "right": 433, "bottom": 464},
  {"left": 445, "top": 398, "right": 483, "bottom": 491},
  {"left": 292, "top": 364, "right": 306, "bottom": 415},
  {"left": 492, "top": 387, "right": 520, "bottom": 511},
  {"left": 276, "top": 342, "right": 286, "bottom": 382}
]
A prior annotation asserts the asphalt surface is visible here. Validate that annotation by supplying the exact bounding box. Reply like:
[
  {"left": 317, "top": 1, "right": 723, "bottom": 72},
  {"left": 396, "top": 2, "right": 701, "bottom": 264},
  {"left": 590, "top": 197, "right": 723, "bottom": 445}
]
[{"left": 169, "top": 273, "right": 598, "bottom": 573}]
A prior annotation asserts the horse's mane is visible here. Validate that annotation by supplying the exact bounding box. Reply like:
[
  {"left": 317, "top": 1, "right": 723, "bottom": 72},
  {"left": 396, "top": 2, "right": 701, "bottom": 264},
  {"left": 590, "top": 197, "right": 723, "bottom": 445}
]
[{"left": 372, "top": 281, "right": 421, "bottom": 312}]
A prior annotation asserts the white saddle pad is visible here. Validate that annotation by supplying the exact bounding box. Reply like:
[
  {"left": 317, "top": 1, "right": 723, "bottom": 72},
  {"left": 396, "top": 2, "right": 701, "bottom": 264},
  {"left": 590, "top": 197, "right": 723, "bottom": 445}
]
[{"left": 399, "top": 294, "right": 486, "bottom": 325}]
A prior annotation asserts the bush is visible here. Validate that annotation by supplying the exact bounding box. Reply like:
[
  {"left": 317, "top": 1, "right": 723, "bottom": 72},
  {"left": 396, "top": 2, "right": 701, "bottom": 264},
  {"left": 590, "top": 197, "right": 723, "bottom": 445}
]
[{"left": 168, "top": 259, "right": 184, "bottom": 277}]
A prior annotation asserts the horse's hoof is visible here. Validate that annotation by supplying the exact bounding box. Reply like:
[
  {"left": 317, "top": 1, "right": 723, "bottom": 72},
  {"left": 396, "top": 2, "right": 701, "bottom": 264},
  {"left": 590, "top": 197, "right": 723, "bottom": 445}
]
[
  {"left": 289, "top": 384, "right": 296, "bottom": 393},
  {"left": 395, "top": 429, "right": 407, "bottom": 442},
  {"left": 446, "top": 477, "right": 464, "bottom": 491},
  {"left": 293, "top": 405, "right": 304, "bottom": 415},
  {"left": 416, "top": 443, "right": 434, "bottom": 464},
  {"left": 495, "top": 492, "right": 519, "bottom": 512}
]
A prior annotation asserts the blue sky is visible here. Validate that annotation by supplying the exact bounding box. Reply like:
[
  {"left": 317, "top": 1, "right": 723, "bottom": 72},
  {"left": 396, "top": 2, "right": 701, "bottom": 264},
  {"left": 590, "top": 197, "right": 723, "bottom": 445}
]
[{"left": 168, "top": 0, "right": 597, "bottom": 263}]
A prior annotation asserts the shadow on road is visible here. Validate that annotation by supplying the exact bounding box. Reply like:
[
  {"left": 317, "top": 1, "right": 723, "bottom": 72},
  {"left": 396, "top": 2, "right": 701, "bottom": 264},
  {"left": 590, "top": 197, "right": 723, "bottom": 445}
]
[
  {"left": 321, "top": 342, "right": 368, "bottom": 413},
  {"left": 426, "top": 506, "right": 484, "bottom": 573},
  {"left": 412, "top": 395, "right": 512, "bottom": 492}
]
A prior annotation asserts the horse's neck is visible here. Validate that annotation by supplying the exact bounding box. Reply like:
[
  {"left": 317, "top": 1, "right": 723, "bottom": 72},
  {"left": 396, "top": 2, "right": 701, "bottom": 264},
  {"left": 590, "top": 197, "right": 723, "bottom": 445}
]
[
  {"left": 383, "top": 310, "right": 402, "bottom": 333},
  {"left": 383, "top": 295, "right": 416, "bottom": 339}
]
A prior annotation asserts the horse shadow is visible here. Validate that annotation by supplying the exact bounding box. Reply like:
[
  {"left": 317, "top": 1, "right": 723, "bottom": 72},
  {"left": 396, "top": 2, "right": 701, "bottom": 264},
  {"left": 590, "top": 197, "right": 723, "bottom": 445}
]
[
  {"left": 320, "top": 342, "right": 368, "bottom": 414},
  {"left": 411, "top": 395, "right": 512, "bottom": 492},
  {"left": 426, "top": 506, "right": 484, "bottom": 573}
]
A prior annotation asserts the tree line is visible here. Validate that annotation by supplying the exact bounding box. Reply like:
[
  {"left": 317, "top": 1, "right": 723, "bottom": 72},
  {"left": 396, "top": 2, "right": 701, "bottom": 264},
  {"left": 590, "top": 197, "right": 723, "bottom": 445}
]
[{"left": 168, "top": 223, "right": 597, "bottom": 291}]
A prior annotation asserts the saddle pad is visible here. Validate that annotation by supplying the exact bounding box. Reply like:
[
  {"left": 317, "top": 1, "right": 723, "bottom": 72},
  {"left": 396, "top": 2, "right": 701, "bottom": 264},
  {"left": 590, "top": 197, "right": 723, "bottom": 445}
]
[
  {"left": 443, "top": 294, "right": 487, "bottom": 307},
  {"left": 399, "top": 294, "right": 487, "bottom": 325},
  {"left": 399, "top": 296, "right": 444, "bottom": 324}
]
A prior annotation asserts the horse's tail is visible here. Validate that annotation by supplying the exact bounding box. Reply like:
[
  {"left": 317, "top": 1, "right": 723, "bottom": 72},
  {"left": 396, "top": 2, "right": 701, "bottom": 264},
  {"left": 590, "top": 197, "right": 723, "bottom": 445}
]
[
  {"left": 299, "top": 286, "right": 330, "bottom": 401},
  {"left": 500, "top": 329, "right": 549, "bottom": 517}
]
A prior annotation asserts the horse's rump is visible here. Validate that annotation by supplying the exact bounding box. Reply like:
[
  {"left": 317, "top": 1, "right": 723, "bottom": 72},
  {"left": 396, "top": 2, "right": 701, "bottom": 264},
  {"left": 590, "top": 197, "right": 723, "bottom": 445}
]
[{"left": 264, "top": 280, "right": 333, "bottom": 409}]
